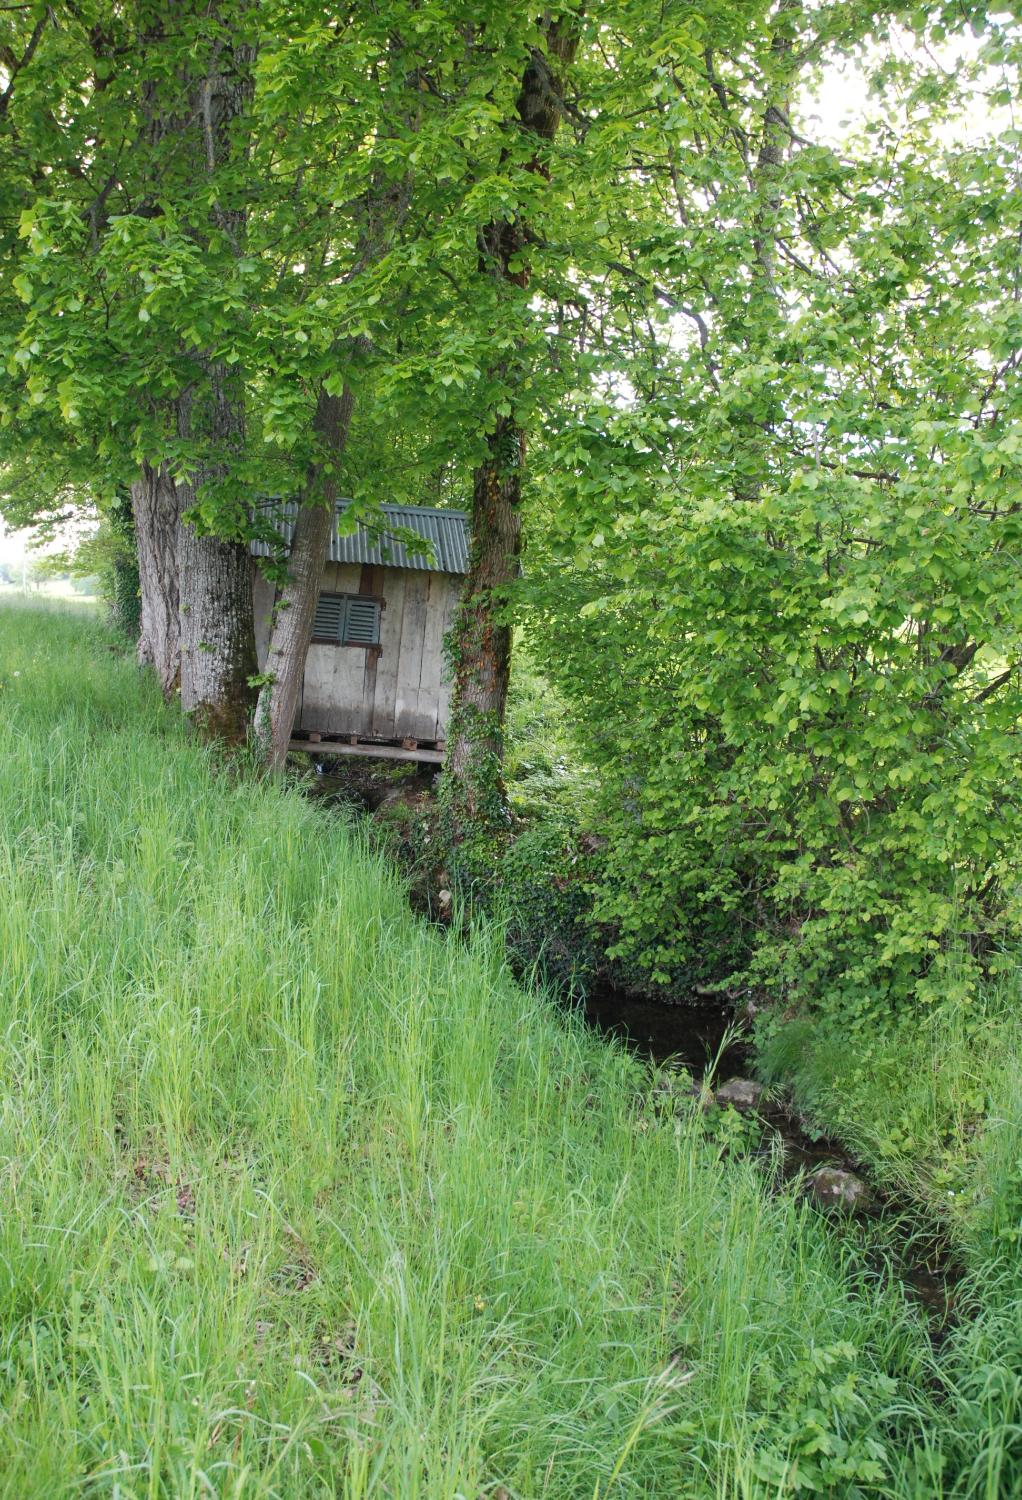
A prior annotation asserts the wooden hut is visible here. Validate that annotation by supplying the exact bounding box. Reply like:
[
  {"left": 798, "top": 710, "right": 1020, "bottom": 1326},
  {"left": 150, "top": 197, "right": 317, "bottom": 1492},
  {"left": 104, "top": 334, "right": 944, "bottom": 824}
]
[{"left": 251, "top": 502, "right": 469, "bottom": 764}]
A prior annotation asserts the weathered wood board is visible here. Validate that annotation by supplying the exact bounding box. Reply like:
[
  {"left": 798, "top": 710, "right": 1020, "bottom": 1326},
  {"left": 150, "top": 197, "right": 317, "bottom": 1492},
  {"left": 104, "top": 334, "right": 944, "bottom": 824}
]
[
  {"left": 371, "top": 570, "right": 406, "bottom": 739},
  {"left": 301, "top": 562, "right": 362, "bottom": 734},
  {"left": 252, "top": 567, "right": 275, "bottom": 670},
  {"left": 393, "top": 571, "right": 428, "bottom": 740},
  {"left": 290, "top": 738, "right": 443, "bottom": 765}
]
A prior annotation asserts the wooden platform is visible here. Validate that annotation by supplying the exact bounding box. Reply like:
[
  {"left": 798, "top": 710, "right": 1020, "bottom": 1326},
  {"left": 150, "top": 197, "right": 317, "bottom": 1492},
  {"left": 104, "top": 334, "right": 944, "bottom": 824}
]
[{"left": 289, "top": 738, "right": 443, "bottom": 765}]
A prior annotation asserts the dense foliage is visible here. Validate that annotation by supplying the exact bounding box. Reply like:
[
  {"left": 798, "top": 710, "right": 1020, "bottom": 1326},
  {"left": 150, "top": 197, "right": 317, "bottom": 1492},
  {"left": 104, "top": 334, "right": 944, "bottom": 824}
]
[
  {"left": 525, "top": 9, "right": 1022, "bottom": 1013},
  {"left": 4, "top": 1, "right": 1022, "bottom": 1010},
  {"left": 1, "top": 3, "right": 564, "bottom": 518},
  {"left": 7, "top": 3, "right": 1022, "bottom": 1481}
]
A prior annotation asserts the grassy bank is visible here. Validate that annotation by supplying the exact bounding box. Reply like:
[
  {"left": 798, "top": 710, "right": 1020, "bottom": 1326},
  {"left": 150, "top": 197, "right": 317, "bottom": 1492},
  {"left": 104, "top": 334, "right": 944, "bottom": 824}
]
[
  {"left": 758, "top": 987, "right": 1022, "bottom": 1263},
  {"left": 0, "top": 600, "right": 1020, "bottom": 1498},
  {"left": 503, "top": 656, "right": 1022, "bottom": 1273}
]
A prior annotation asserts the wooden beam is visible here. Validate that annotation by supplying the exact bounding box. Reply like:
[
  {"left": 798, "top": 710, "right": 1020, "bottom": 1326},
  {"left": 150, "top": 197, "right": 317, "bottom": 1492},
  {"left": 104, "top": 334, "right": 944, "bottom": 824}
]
[{"left": 289, "top": 738, "right": 443, "bottom": 765}]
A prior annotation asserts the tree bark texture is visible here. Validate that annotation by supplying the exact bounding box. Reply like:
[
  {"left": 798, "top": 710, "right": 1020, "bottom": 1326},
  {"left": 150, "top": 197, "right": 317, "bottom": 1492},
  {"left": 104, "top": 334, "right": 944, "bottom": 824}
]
[
  {"left": 176, "top": 360, "right": 256, "bottom": 744},
  {"left": 131, "top": 461, "right": 181, "bottom": 697},
  {"left": 253, "top": 383, "right": 359, "bottom": 769},
  {"left": 445, "top": 21, "right": 579, "bottom": 820},
  {"left": 177, "top": 503, "right": 256, "bottom": 743}
]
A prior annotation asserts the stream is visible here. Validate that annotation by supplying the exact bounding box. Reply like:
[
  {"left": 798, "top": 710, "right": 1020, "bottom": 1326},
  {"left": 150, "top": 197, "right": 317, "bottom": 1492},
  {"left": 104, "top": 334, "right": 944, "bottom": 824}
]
[
  {"left": 306, "top": 761, "right": 963, "bottom": 1331},
  {"left": 583, "top": 984, "right": 962, "bottom": 1328}
]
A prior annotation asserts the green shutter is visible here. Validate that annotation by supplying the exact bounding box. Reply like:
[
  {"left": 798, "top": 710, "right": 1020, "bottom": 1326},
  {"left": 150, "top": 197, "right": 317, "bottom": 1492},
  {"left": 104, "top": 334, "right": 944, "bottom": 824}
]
[
  {"left": 312, "top": 593, "right": 380, "bottom": 646},
  {"left": 313, "top": 594, "right": 345, "bottom": 642},
  {"left": 344, "top": 597, "right": 380, "bottom": 645}
]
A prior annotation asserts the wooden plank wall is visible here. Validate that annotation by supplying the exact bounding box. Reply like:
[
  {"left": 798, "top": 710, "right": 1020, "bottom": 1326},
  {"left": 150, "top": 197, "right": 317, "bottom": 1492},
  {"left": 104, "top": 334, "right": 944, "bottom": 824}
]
[
  {"left": 253, "top": 566, "right": 275, "bottom": 669},
  {"left": 381, "top": 569, "right": 460, "bottom": 741},
  {"left": 393, "top": 572, "right": 428, "bottom": 737},
  {"left": 253, "top": 562, "right": 461, "bottom": 743},
  {"left": 302, "top": 561, "right": 363, "bottom": 735},
  {"left": 371, "top": 567, "right": 405, "bottom": 736}
]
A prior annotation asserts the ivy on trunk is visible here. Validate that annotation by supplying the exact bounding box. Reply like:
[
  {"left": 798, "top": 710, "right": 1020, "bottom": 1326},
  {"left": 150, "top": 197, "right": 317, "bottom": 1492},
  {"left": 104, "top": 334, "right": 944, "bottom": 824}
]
[{"left": 443, "top": 19, "right": 579, "bottom": 841}]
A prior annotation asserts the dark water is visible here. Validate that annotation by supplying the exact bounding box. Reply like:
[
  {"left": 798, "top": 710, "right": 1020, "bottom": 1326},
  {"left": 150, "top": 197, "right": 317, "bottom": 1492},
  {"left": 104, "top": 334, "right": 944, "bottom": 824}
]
[
  {"left": 582, "top": 988, "right": 743, "bottom": 1075},
  {"left": 306, "top": 763, "right": 437, "bottom": 813}
]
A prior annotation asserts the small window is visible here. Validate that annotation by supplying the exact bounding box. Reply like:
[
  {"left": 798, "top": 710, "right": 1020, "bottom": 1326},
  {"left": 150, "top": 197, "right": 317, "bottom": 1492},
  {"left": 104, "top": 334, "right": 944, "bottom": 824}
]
[{"left": 312, "top": 592, "right": 381, "bottom": 647}]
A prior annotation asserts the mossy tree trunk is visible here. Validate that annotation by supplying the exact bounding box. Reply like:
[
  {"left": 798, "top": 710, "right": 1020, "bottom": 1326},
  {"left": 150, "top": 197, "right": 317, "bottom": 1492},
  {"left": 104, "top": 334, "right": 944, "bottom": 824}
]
[
  {"left": 443, "top": 21, "right": 579, "bottom": 836},
  {"left": 445, "top": 416, "right": 523, "bottom": 820},
  {"left": 175, "top": 366, "right": 258, "bottom": 744},
  {"left": 177, "top": 510, "right": 256, "bottom": 744},
  {"left": 108, "top": 489, "right": 142, "bottom": 643}
]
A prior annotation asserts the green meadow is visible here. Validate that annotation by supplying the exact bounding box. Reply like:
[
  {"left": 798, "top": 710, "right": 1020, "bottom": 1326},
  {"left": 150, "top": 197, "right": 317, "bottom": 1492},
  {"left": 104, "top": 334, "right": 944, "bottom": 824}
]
[{"left": 2, "top": 601, "right": 1021, "bottom": 1499}]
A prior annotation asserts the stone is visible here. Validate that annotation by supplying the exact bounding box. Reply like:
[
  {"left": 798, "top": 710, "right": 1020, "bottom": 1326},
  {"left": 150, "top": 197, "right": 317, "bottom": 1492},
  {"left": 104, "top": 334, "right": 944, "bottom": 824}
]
[
  {"left": 714, "top": 1077, "right": 765, "bottom": 1112},
  {"left": 803, "top": 1166, "right": 872, "bottom": 1214},
  {"left": 737, "top": 994, "right": 769, "bottom": 1025}
]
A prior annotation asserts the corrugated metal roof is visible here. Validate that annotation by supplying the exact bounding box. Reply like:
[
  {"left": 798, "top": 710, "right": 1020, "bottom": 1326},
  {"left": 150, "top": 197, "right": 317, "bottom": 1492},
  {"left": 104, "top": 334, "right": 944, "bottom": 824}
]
[{"left": 250, "top": 500, "right": 469, "bottom": 575}]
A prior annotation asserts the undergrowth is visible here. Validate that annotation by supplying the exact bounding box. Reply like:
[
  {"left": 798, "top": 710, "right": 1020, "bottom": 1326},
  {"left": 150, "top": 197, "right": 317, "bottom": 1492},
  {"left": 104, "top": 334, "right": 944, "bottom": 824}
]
[{"left": 757, "top": 982, "right": 1022, "bottom": 1261}]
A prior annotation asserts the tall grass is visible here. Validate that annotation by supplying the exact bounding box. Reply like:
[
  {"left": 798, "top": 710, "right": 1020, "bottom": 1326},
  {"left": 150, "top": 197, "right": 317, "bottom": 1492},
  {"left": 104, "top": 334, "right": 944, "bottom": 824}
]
[{"left": 0, "top": 600, "right": 1013, "bottom": 1498}]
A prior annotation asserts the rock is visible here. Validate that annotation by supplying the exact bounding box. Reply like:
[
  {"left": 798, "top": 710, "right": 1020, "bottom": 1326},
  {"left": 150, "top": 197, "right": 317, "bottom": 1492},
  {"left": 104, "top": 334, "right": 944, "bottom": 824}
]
[
  {"left": 803, "top": 1166, "right": 872, "bottom": 1214},
  {"left": 714, "top": 1077, "right": 765, "bottom": 1112},
  {"left": 737, "top": 994, "right": 769, "bottom": 1025}
]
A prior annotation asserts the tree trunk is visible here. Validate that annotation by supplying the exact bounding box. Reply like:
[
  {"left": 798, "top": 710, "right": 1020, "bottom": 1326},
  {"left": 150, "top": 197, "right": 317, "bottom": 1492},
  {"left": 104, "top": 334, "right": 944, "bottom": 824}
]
[
  {"left": 751, "top": 0, "right": 797, "bottom": 294},
  {"left": 445, "top": 418, "right": 522, "bottom": 809},
  {"left": 131, "top": 461, "right": 180, "bottom": 696},
  {"left": 253, "top": 383, "right": 358, "bottom": 769},
  {"left": 171, "top": 21, "right": 258, "bottom": 744},
  {"left": 444, "top": 21, "right": 579, "bottom": 827},
  {"left": 251, "top": 58, "right": 411, "bottom": 770},
  {"left": 176, "top": 369, "right": 256, "bottom": 744},
  {"left": 177, "top": 505, "right": 256, "bottom": 743}
]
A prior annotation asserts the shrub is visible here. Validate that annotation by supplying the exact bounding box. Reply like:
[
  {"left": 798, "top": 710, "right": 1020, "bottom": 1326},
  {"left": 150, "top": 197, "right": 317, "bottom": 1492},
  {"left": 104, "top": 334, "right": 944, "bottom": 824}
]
[{"left": 529, "top": 460, "right": 1022, "bottom": 1013}]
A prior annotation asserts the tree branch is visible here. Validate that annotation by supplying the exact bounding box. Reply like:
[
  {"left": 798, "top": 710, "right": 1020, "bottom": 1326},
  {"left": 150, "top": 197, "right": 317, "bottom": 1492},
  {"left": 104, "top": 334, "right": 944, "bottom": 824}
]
[{"left": 0, "top": 7, "right": 47, "bottom": 118}]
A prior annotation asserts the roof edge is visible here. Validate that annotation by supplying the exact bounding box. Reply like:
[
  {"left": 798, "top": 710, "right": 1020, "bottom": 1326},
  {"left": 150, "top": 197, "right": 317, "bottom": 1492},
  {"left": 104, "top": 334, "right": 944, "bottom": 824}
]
[{"left": 250, "top": 498, "right": 470, "bottom": 575}]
